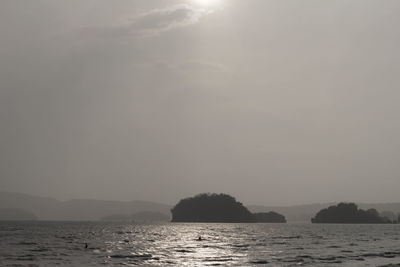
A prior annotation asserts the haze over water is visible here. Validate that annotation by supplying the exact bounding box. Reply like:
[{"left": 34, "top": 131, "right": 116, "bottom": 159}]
[
  {"left": 2, "top": 1, "right": 400, "bottom": 266},
  {"left": 1, "top": 0, "right": 400, "bottom": 206}
]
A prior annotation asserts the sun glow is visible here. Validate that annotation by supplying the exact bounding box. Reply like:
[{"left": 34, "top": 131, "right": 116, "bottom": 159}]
[{"left": 192, "top": 0, "right": 222, "bottom": 7}]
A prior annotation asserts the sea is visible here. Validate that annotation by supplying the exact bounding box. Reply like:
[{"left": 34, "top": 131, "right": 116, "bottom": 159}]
[{"left": 1, "top": 222, "right": 400, "bottom": 266}]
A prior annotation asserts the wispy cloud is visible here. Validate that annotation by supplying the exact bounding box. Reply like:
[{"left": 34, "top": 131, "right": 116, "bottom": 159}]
[
  {"left": 82, "top": 4, "right": 212, "bottom": 39},
  {"left": 179, "top": 60, "right": 227, "bottom": 72}
]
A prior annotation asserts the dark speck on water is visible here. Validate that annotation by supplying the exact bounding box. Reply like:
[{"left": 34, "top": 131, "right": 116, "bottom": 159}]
[{"left": 1, "top": 221, "right": 400, "bottom": 266}]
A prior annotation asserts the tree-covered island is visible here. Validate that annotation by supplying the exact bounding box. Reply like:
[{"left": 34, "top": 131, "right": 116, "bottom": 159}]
[
  {"left": 171, "top": 193, "right": 286, "bottom": 223},
  {"left": 312, "top": 203, "right": 394, "bottom": 224}
]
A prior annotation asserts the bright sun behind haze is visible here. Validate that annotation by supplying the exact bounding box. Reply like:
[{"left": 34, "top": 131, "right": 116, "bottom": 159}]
[{"left": 192, "top": 0, "right": 223, "bottom": 7}]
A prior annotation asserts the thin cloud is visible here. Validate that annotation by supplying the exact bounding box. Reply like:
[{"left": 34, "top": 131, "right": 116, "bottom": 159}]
[
  {"left": 81, "top": 4, "right": 212, "bottom": 39},
  {"left": 179, "top": 60, "right": 227, "bottom": 72}
]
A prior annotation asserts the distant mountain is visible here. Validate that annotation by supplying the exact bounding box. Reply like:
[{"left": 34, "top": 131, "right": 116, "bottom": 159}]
[
  {"left": 2, "top": 191, "right": 400, "bottom": 222},
  {"left": 0, "top": 208, "right": 37, "bottom": 221},
  {"left": 0, "top": 192, "right": 171, "bottom": 221},
  {"left": 101, "top": 211, "right": 170, "bottom": 222},
  {"left": 248, "top": 202, "right": 400, "bottom": 222},
  {"left": 100, "top": 214, "right": 132, "bottom": 222}
]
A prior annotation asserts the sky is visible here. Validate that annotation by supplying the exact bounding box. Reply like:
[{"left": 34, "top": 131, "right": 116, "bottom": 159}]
[{"left": 1, "top": 0, "right": 400, "bottom": 206}]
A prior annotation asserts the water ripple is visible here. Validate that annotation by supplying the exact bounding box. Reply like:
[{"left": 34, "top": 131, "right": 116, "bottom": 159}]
[{"left": 2, "top": 222, "right": 400, "bottom": 266}]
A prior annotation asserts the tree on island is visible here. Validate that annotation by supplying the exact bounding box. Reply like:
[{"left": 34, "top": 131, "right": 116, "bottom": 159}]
[
  {"left": 311, "top": 203, "right": 391, "bottom": 224},
  {"left": 171, "top": 193, "right": 286, "bottom": 223}
]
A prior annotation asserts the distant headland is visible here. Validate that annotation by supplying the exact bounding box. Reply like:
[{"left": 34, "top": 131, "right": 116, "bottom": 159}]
[
  {"left": 171, "top": 193, "right": 286, "bottom": 223},
  {"left": 311, "top": 203, "right": 396, "bottom": 224}
]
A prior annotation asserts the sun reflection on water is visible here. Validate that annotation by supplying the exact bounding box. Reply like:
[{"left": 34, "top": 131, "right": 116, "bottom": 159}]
[{"left": 4, "top": 222, "right": 400, "bottom": 266}]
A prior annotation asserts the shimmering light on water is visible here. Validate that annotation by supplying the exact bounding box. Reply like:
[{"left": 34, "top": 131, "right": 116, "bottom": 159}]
[{"left": 1, "top": 222, "right": 400, "bottom": 266}]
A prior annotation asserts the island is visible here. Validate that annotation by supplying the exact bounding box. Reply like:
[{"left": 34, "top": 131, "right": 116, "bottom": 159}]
[
  {"left": 253, "top": 211, "right": 286, "bottom": 223},
  {"left": 311, "top": 203, "right": 392, "bottom": 224},
  {"left": 171, "top": 193, "right": 286, "bottom": 223}
]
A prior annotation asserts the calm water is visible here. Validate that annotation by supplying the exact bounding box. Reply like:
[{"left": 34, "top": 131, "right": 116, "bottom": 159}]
[{"left": 1, "top": 222, "right": 400, "bottom": 266}]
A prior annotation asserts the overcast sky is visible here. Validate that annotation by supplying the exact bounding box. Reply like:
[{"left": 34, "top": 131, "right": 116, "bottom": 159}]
[{"left": 1, "top": 0, "right": 400, "bottom": 206}]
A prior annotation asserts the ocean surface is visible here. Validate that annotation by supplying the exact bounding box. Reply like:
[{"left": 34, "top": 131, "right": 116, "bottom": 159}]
[{"left": 1, "top": 222, "right": 400, "bottom": 266}]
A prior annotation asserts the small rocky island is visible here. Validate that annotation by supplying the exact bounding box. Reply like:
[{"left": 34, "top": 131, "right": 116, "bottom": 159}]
[
  {"left": 312, "top": 203, "right": 392, "bottom": 224},
  {"left": 171, "top": 193, "right": 286, "bottom": 223},
  {"left": 253, "top": 211, "right": 286, "bottom": 223}
]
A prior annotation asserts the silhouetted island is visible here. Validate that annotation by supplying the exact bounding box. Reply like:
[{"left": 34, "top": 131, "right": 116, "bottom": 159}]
[
  {"left": 171, "top": 193, "right": 286, "bottom": 223},
  {"left": 253, "top": 211, "right": 286, "bottom": 223},
  {"left": 311, "top": 203, "right": 392, "bottom": 224}
]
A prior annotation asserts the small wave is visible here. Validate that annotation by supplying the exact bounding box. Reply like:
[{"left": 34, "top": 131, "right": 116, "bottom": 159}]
[
  {"left": 202, "top": 245, "right": 223, "bottom": 249},
  {"left": 383, "top": 252, "right": 400, "bottom": 258},
  {"left": 109, "top": 253, "right": 152, "bottom": 259},
  {"left": 271, "top": 242, "right": 287, "bottom": 245},
  {"left": 250, "top": 259, "right": 269, "bottom": 264},
  {"left": 56, "top": 235, "right": 75, "bottom": 240},
  {"left": 3, "top": 227, "right": 22, "bottom": 232},
  {"left": 29, "top": 248, "right": 49, "bottom": 252},
  {"left": 16, "top": 254, "right": 37, "bottom": 261},
  {"left": 16, "top": 241, "right": 38, "bottom": 245},
  {"left": 203, "top": 257, "right": 233, "bottom": 262},
  {"left": 272, "top": 235, "right": 301, "bottom": 239},
  {"left": 327, "top": 245, "right": 341, "bottom": 248},
  {"left": 362, "top": 252, "right": 385, "bottom": 257},
  {"left": 311, "top": 235, "right": 325, "bottom": 239},
  {"left": 296, "top": 255, "right": 313, "bottom": 259},
  {"left": 175, "top": 249, "right": 194, "bottom": 253},
  {"left": 281, "top": 258, "right": 304, "bottom": 263},
  {"left": 8, "top": 261, "right": 39, "bottom": 267},
  {"left": 318, "top": 256, "right": 338, "bottom": 261},
  {"left": 383, "top": 255, "right": 396, "bottom": 258},
  {"left": 232, "top": 244, "right": 250, "bottom": 248}
]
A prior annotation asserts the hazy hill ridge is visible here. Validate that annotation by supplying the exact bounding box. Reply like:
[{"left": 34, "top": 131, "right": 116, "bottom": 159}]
[
  {"left": 0, "top": 208, "right": 37, "bottom": 221},
  {"left": 0, "top": 192, "right": 171, "bottom": 221},
  {"left": 2, "top": 192, "right": 400, "bottom": 222}
]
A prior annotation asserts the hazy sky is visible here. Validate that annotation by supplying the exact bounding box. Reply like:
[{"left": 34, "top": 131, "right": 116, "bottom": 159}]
[{"left": 1, "top": 0, "right": 400, "bottom": 205}]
